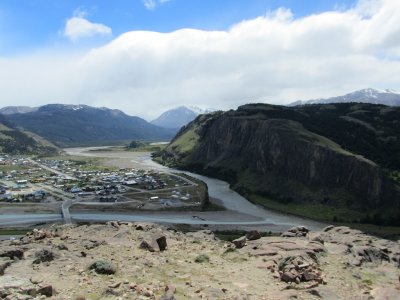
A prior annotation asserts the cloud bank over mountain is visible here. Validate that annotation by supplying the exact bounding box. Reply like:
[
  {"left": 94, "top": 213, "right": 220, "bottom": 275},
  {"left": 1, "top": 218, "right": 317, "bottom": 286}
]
[{"left": 0, "top": 0, "right": 400, "bottom": 119}]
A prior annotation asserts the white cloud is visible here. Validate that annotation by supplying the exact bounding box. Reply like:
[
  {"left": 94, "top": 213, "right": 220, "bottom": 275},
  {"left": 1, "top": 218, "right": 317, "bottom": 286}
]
[
  {"left": 1, "top": 0, "right": 400, "bottom": 120},
  {"left": 64, "top": 11, "right": 112, "bottom": 42},
  {"left": 142, "top": 0, "right": 171, "bottom": 10},
  {"left": 143, "top": 0, "right": 156, "bottom": 10}
]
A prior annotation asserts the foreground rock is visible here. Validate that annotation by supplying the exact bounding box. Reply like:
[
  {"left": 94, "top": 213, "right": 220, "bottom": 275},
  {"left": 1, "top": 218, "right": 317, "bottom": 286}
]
[
  {"left": 0, "top": 223, "right": 399, "bottom": 299},
  {"left": 281, "top": 225, "right": 310, "bottom": 237},
  {"left": 139, "top": 234, "right": 167, "bottom": 252},
  {"left": 0, "top": 275, "right": 53, "bottom": 298}
]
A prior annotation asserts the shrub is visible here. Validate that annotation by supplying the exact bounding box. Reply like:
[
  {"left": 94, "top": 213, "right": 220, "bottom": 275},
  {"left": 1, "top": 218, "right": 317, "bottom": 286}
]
[
  {"left": 88, "top": 260, "right": 116, "bottom": 275},
  {"left": 194, "top": 254, "right": 210, "bottom": 263},
  {"left": 33, "top": 249, "right": 56, "bottom": 264}
]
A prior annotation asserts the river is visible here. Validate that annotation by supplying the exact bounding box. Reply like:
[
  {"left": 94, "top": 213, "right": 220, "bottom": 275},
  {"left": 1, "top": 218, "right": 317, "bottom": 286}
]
[{"left": 0, "top": 147, "right": 325, "bottom": 231}]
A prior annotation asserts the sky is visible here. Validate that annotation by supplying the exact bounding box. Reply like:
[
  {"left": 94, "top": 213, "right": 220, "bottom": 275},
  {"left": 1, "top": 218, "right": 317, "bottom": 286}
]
[{"left": 0, "top": 0, "right": 399, "bottom": 120}]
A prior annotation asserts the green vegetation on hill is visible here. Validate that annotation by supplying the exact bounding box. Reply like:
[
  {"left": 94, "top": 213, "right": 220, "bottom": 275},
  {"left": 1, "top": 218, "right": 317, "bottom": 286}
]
[
  {"left": 168, "top": 125, "right": 199, "bottom": 154},
  {"left": 0, "top": 115, "right": 59, "bottom": 156},
  {"left": 125, "top": 140, "right": 167, "bottom": 152}
]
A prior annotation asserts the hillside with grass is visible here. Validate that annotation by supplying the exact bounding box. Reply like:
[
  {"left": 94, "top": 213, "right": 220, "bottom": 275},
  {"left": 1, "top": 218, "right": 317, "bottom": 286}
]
[
  {"left": 155, "top": 103, "right": 400, "bottom": 226},
  {"left": 0, "top": 115, "right": 60, "bottom": 156}
]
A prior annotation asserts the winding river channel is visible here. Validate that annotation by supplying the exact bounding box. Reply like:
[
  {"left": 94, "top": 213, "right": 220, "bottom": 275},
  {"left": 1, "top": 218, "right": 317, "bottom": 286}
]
[{"left": 0, "top": 147, "right": 325, "bottom": 231}]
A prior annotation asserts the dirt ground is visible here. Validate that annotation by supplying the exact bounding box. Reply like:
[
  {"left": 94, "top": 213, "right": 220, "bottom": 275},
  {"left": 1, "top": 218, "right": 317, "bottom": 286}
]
[{"left": 1, "top": 223, "right": 400, "bottom": 299}]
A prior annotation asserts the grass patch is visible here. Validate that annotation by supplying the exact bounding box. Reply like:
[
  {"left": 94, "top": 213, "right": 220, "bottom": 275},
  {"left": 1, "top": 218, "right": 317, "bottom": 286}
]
[
  {"left": 247, "top": 194, "right": 364, "bottom": 223},
  {"left": 126, "top": 144, "right": 167, "bottom": 152},
  {"left": 0, "top": 165, "right": 30, "bottom": 172},
  {"left": 168, "top": 126, "right": 199, "bottom": 154},
  {"left": 246, "top": 194, "right": 400, "bottom": 239},
  {"left": 339, "top": 223, "right": 400, "bottom": 240},
  {"left": 194, "top": 254, "right": 210, "bottom": 263},
  {"left": 0, "top": 229, "right": 29, "bottom": 236}
]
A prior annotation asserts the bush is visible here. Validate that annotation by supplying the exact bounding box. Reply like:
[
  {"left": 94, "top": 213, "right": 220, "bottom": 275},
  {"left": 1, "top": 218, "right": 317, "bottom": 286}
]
[
  {"left": 194, "top": 254, "right": 210, "bottom": 263},
  {"left": 88, "top": 260, "right": 116, "bottom": 275},
  {"left": 33, "top": 249, "right": 56, "bottom": 264}
]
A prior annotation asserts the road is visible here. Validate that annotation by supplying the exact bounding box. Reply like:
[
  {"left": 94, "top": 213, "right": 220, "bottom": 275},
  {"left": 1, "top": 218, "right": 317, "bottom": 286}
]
[
  {"left": 27, "top": 158, "right": 77, "bottom": 180},
  {"left": 61, "top": 200, "right": 72, "bottom": 224},
  {"left": 27, "top": 158, "right": 81, "bottom": 224},
  {"left": 61, "top": 198, "right": 83, "bottom": 224}
]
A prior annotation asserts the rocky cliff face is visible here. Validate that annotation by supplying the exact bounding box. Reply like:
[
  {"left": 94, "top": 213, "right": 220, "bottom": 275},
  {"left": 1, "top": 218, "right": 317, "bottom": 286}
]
[{"left": 158, "top": 103, "right": 400, "bottom": 224}]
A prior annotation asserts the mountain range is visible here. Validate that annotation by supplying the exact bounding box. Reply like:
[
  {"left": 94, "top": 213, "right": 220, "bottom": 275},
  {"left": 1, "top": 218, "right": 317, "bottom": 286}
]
[
  {"left": 156, "top": 102, "right": 400, "bottom": 226},
  {"left": 290, "top": 88, "right": 400, "bottom": 106},
  {"left": 1, "top": 104, "right": 175, "bottom": 147},
  {"left": 0, "top": 88, "right": 399, "bottom": 151},
  {"left": 151, "top": 106, "right": 215, "bottom": 129}
]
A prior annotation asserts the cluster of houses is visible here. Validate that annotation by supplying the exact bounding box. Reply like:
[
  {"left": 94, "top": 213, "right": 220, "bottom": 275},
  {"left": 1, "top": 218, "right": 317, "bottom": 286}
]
[
  {"left": 35, "top": 159, "right": 193, "bottom": 202},
  {"left": 0, "top": 157, "right": 52, "bottom": 203},
  {"left": 0, "top": 157, "right": 200, "bottom": 208}
]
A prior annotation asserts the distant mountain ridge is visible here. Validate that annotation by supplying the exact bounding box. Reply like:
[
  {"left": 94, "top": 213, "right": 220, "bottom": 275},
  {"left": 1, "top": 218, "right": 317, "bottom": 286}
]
[
  {"left": 151, "top": 106, "right": 215, "bottom": 129},
  {"left": 0, "top": 106, "right": 38, "bottom": 115},
  {"left": 4, "top": 104, "right": 175, "bottom": 147},
  {"left": 290, "top": 88, "right": 400, "bottom": 106}
]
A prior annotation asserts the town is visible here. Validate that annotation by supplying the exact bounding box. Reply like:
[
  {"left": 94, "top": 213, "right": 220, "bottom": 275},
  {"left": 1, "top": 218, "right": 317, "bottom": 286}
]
[{"left": 0, "top": 154, "right": 209, "bottom": 223}]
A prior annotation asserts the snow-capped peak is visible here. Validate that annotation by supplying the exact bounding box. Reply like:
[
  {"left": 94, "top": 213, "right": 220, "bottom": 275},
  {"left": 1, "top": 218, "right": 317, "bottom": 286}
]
[
  {"left": 72, "top": 105, "right": 83, "bottom": 111},
  {"left": 290, "top": 88, "right": 400, "bottom": 107},
  {"left": 188, "top": 106, "right": 216, "bottom": 114},
  {"left": 384, "top": 88, "right": 398, "bottom": 94},
  {"left": 356, "top": 88, "right": 399, "bottom": 96}
]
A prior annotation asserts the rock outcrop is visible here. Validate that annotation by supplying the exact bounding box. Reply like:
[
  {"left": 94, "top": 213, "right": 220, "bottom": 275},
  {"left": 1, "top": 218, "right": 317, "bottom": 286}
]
[
  {"left": 0, "top": 223, "right": 399, "bottom": 299},
  {"left": 157, "top": 103, "right": 400, "bottom": 224}
]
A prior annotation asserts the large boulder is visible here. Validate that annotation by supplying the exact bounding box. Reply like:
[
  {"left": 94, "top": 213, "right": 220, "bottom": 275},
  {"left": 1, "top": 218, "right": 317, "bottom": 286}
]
[
  {"left": 140, "top": 234, "right": 167, "bottom": 252},
  {"left": 232, "top": 236, "right": 247, "bottom": 249},
  {"left": 246, "top": 230, "right": 261, "bottom": 241}
]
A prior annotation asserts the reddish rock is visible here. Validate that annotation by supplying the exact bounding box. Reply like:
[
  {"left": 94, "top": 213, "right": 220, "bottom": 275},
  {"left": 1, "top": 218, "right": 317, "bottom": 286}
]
[{"left": 280, "top": 271, "right": 298, "bottom": 283}]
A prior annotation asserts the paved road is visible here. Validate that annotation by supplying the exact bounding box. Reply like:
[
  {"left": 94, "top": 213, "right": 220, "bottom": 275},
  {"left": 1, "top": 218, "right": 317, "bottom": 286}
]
[
  {"left": 28, "top": 159, "right": 81, "bottom": 224},
  {"left": 61, "top": 198, "right": 83, "bottom": 224},
  {"left": 61, "top": 199, "right": 72, "bottom": 224},
  {"left": 27, "top": 158, "right": 77, "bottom": 180}
]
